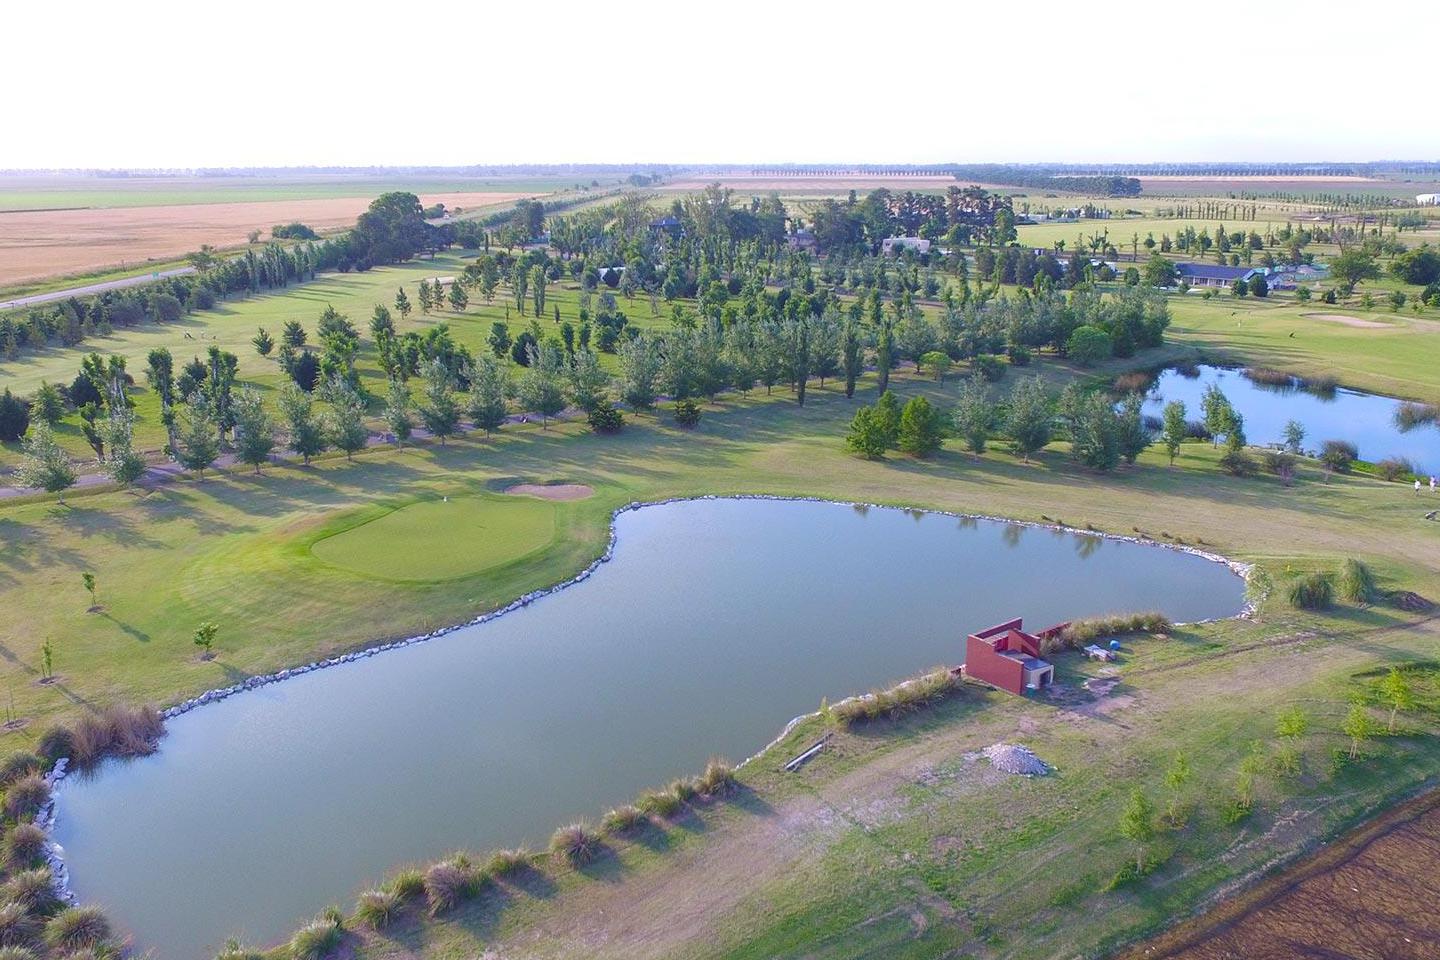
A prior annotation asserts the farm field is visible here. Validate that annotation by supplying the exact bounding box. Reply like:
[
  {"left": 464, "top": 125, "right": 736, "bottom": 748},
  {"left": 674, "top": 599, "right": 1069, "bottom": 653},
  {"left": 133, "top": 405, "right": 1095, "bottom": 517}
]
[{"left": 0, "top": 192, "right": 538, "bottom": 289}]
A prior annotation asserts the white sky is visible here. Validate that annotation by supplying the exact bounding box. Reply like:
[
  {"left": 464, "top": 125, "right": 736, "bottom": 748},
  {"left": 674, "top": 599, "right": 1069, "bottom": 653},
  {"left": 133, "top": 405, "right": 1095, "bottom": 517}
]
[{"left": 5, "top": 0, "right": 1437, "bottom": 169}]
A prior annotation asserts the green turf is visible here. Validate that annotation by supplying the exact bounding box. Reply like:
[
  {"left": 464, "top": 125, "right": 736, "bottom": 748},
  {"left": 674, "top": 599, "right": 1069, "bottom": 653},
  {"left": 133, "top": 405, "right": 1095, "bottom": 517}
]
[{"left": 310, "top": 494, "right": 557, "bottom": 582}]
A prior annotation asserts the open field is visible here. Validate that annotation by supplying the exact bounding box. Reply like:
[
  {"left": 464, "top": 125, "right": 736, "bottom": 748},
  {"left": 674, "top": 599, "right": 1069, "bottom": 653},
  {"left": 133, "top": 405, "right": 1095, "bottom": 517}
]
[{"left": 0, "top": 192, "right": 537, "bottom": 288}]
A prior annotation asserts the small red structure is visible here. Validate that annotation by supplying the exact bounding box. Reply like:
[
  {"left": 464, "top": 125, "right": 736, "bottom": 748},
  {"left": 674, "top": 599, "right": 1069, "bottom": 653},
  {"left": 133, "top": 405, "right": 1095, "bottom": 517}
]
[{"left": 964, "top": 618, "right": 1057, "bottom": 695}]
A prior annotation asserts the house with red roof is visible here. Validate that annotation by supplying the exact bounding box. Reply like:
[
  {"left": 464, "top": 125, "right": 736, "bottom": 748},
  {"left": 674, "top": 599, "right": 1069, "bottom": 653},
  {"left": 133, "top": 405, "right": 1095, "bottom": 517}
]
[{"left": 964, "top": 618, "right": 1056, "bottom": 695}]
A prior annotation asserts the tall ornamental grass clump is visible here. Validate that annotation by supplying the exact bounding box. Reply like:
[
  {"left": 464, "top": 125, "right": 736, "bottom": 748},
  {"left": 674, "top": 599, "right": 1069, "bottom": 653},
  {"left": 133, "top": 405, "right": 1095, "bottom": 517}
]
[
  {"left": 548, "top": 823, "right": 601, "bottom": 866},
  {"left": 423, "top": 858, "right": 479, "bottom": 916},
  {"left": 42, "top": 906, "right": 111, "bottom": 952},
  {"left": 1286, "top": 572, "right": 1334, "bottom": 610},
  {"left": 1053, "top": 612, "right": 1172, "bottom": 651},
  {"left": 1338, "top": 559, "right": 1379, "bottom": 604},
  {"left": 354, "top": 888, "right": 403, "bottom": 929},
  {"left": 830, "top": 668, "right": 958, "bottom": 727},
  {"left": 288, "top": 914, "right": 342, "bottom": 960},
  {"left": 2, "top": 778, "right": 49, "bottom": 821}
]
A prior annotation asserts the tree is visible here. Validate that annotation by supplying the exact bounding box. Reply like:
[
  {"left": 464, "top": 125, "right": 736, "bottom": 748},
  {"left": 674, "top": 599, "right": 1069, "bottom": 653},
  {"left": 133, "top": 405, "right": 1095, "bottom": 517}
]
[
  {"left": 40, "top": 639, "right": 54, "bottom": 681},
  {"left": 673, "top": 397, "right": 702, "bottom": 427},
  {"left": 1117, "top": 393, "right": 1150, "bottom": 464},
  {"left": 1329, "top": 250, "right": 1380, "bottom": 292},
  {"left": 897, "top": 396, "right": 944, "bottom": 458},
  {"left": 587, "top": 399, "right": 625, "bottom": 434},
  {"left": 0, "top": 389, "right": 31, "bottom": 442},
  {"left": 1005, "top": 377, "right": 1052, "bottom": 462},
  {"left": 82, "top": 572, "right": 97, "bottom": 609},
  {"left": 33, "top": 382, "right": 65, "bottom": 425},
  {"left": 618, "top": 336, "right": 661, "bottom": 412},
  {"left": 1143, "top": 253, "right": 1177, "bottom": 287},
  {"left": 873, "top": 390, "right": 901, "bottom": 448},
  {"left": 418, "top": 359, "right": 461, "bottom": 444},
  {"left": 1161, "top": 400, "right": 1187, "bottom": 466},
  {"left": 845, "top": 406, "right": 888, "bottom": 459},
  {"left": 466, "top": 356, "right": 510, "bottom": 436},
  {"left": 919, "top": 350, "right": 952, "bottom": 382},
  {"left": 841, "top": 316, "right": 865, "bottom": 398},
  {"left": 175, "top": 394, "right": 220, "bottom": 477},
  {"left": 1343, "top": 703, "right": 1377, "bottom": 760},
  {"left": 417, "top": 279, "right": 434, "bottom": 314},
  {"left": 15, "top": 420, "right": 75, "bottom": 499},
  {"left": 1248, "top": 273, "right": 1268, "bottom": 298},
  {"left": 1219, "top": 412, "right": 1254, "bottom": 476},
  {"left": 383, "top": 378, "right": 413, "bottom": 446},
  {"left": 230, "top": 389, "right": 275, "bottom": 473},
  {"left": 100, "top": 390, "right": 145, "bottom": 486},
  {"left": 1379, "top": 667, "right": 1415, "bottom": 733},
  {"left": 252, "top": 327, "right": 274, "bottom": 356},
  {"left": 448, "top": 281, "right": 469, "bottom": 313},
  {"left": 394, "top": 288, "right": 412, "bottom": 321},
  {"left": 1201, "top": 383, "right": 1236, "bottom": 445},
  {"left": 488, "top": 322, "right": 512, "bottom": 358},
  {"left": 1119, "top": 789, "right": 1155, "bottom": 874},
  {"left": 1066, "top": 325, "right": 1112, "bottom": 366},
  {"left": 953, "top": 375, "right": 994, "bottom": 454},
  {"left": 1163, "top": 752, "right": 1191, "bottom": 827},
  {"left": 193, "top": 621, "right": 218, "bottom": 660},
  {"left": 278, "top": 383, "right": 328, "bottom": 464},
  {"left": 281, "top": 320, "right": 308, "bottom": 349},
  {"left": 568, "top": 349, "right": 611, "bottom": 413},
  {"left": 517, "top": 342, "right": 567, "bottom": 428},
  {"left": 327, "top": 380, "right": 369, "bottom": 460},
  {"left": 1282, "top": 419, "right": 1306, "bottom": 454},
  {"left": 1061, "top": 385, "right": 1121, "bottom": 471}
]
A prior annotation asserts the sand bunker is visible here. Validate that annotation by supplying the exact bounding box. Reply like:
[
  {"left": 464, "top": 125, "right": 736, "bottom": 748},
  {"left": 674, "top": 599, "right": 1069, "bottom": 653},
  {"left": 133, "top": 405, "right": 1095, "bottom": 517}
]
[
  {"left": 983, "top": 743, "right": 1050, "bottom": 776},
  {"left": 1302, "top": 313, "right": 1391, "bottom": 329},
  {"left": 504, "top": 483, "right": 594, "bottom": 501}
]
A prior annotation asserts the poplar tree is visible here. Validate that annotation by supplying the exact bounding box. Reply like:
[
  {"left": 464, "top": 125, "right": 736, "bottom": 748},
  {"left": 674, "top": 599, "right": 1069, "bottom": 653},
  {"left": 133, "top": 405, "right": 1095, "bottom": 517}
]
[
  {"left": 279, "top": 383, "right": 328, "bottom": 464},
  {"left": 466, "top": 356, "right": 510, "bottom": 436},
  {"left": 16, "top": 420, "right": 76, "bottom": 500},
  {"left": 1161, "top": 400, "right": 1188, "bottom": 466},
  {"left": 231, "top": 389, "right": 276, "bottom": 473},
  {"left": 418, "top": 359, "right": 461, "bottom": 444},
  {"left": 383, "top": 378, "right": 413, "bottom": 446}
]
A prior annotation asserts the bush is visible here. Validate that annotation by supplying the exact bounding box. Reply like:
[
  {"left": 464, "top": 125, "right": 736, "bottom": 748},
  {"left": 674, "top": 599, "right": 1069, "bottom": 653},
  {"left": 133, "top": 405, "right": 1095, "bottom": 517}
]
[
  {"left": 696, "top": 758, "right": 736, "bottom": 797},
  {"left": 1219, "top": 447, "right": 1256, "bottom": 477},
  {"left": 485, "top": 848, "right": 530, "bottom": 877},
  {"left": 587, "top": 399, "right": 624, "bottom": 434},
  {"left": 1338, "top": 559, "right": 1378, "bottom": 604},
  {"left": 1007, "top": 345, "right": 1031, "bottom": 366},
  {"left": 288, "top": 916, "right": 342, "bottom": 960},
  {"left": 423, "top": 859, "right": 475, "bottom": 916},
  {"left": 1319, "top": 439, "right": 1358, "bottom": 473},
  {"left": 0, "top": 756, "right": 41, "bottom": 789},
  {"left": 1262, "top": 449, "right": 1296, "bottom": 481},
  {"left": 3, "top": 825, "right": 46, "bottom": 869},
  {"left": 354, "top": 888, "right": 402, "bottom": 929},
  {"left": 672, "top": 398, "right": 701, "bottom": 427},
  {"left": 1376, "top": 456, "right": 1416, "bottom": 482},
  {"left": 2, "top": 871, "right": 57, "bottom": 916},
  {"left": 637, "top": 788, "right": 683, "bottom": 818},
  {"left": 1066, "top": 325, "right": 1112, "bottom": 366},
  {"left": 600, "top": 805, "right": 646, "bottom": 835},
  {"left": 34, "top": 728, "right": 73, "bottom": 765},
  {"left": 386, "top": 869, "right": 424, "bottom": 901},
  {"left": 549, "top": 823, "right": 601, "bottom": 866},
  {"left": 43, "top": 907, "right": 110, "bottom": 952},
  {"left": 1394, "top": 402, "right": 1440, "bottom": 431},
  {"left": 3, "top": 777, "right": 49, "bottom": 821},
  {"left": 1286, "top": 572, "right": 1334, "bottom": 610},
  {"left": 830, "top": 668, "right": 959, "bottom": 727},
  {"left": 1242, "top": 367, "right": 1294, "bottom": 387},
  {"left": 972, "top": 354, "right": 1006, "bottom": 381},
  {"left": 0, "top": 902, "right": 37, "bottom": 948}
]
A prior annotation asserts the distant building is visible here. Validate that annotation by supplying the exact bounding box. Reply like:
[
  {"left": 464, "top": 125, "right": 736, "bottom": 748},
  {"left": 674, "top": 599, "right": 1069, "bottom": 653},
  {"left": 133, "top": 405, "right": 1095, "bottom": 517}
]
[
  {"left": 1174, "top": 262, "right": 1264, "bottom": 289},
  {"left": 787, "top": 228, "right": 818, "bottom": 253},
  {"left": 963, "top": 618, "right": 1056, "bottom": 695},
  {"left": 649, "top": 215, "right": 683, "bottom": 237},
  {"left": 881, "top": 236, "right": 931, "bottom": 256},
  {"left": 1416, "top": 194, "right": 1439, "bottom": 206},
  {"left": 1264, "top": 263, "right": 1328, "bottom": 289}
]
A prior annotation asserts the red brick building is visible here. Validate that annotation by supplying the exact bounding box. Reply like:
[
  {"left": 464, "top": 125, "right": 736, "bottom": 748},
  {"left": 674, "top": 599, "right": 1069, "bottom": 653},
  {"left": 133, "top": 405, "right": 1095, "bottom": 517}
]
[{"left": 964, "top": 618, "right": 1056, "bottom": 695}]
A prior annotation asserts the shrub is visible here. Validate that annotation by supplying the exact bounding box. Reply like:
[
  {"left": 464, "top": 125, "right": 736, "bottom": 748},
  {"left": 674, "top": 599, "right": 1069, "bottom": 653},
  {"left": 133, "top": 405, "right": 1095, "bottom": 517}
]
[
  {"left": 1375, "top": 456, "right": 1416, "bottom": 482},
  {"left": 385, "top": 868, "right": 424, "bottom": 901},
  {"left": 1286, "top": 572, "right": 1334, "bottom": 610},
  {"left": 69, "top": 704, "right": 164, "bottom": 765},
  {"left": 0, "top": 902, "right": 36, "bottom": 948},
  {"left": 1007, "top": 345, "right": 1031, "bottom": 366},
  {"left": 696, "top": 758, "right": 737, "bottom": 797},
  {"left": 637, "top": 788, "right": 683, "bottom": 818},
  {"left": 34, "top": 729, "right": 73, "bottom": 765},
  {"left": 2, "top": 871, "right": 57, "bottom": 916},
  {"left": 831, "top": 668, "right": 959, "bottom": 727},
  {"left": 288, "top": 916, "right": 342, "bottom": 960},
  {"left": 549, "top": 823, "right": 601, "bottom": 866},
  {"left": 42, "top": 907, "right": 110, "bottom": 952},
  {"left": 4, "top": 777, "right": 49, "bottom": 821},
  {"left": 0, "top": 756, "right": 41, "bottom": 789},
  {"left": 972, "top": 354, "right": 1006, "bottom": 381},
  {"left": 673, "top": 398, "right": 701, "bottom": 427},
  {"left": 423, "top": 859, "right": 475, "bottom": 916},
  {"left": 1338, "top": 559, "right": 1378, "bottom": 604},
  {"left": 1054, "top": 612, "right": 1171, "bottom": 651},
  {"left": 1219, "top": 447, "right": 1256, "bottom": 477},
  {"left": 600, "top": 805, "right": 646, "bottom": 835},
  {"left": 354, "top": 888, "right": 402, "bottom": 929},
  {"left": 4, "top": 825, "right": 46, "bottom": 869},
  {"left": 1262, "top": 449, "right": 1296, "bottom": 482},
  {"left": 1319, "top": 439, "right": 1358, "bottom": 473},
  {"left": 485, "top": 848, "right": 530, "bottom": 877},
  {"left": 587, "top": 399, "right": 624, "bottom": 434}
]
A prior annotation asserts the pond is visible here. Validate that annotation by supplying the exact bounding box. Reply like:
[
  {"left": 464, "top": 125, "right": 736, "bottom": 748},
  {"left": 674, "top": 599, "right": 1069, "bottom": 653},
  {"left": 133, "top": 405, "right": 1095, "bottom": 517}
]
[
  {"left": 1147, "top": 365, "right": 1437, "bottom": 473},
  {"left": 54, "top": 498, "right": 1247, "bottom": 958}
]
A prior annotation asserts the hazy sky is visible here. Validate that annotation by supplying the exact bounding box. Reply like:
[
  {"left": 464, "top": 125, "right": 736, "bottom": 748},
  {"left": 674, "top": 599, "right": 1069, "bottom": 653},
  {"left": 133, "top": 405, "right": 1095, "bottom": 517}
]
[{"left": 6, "top": 0, "right": 1436, "bottom": 169}]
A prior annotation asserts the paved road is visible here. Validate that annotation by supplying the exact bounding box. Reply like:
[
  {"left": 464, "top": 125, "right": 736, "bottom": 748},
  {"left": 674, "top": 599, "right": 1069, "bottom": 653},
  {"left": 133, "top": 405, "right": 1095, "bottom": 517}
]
[{"left": 0, "top": 266, "right": 196, "bottom": 311}]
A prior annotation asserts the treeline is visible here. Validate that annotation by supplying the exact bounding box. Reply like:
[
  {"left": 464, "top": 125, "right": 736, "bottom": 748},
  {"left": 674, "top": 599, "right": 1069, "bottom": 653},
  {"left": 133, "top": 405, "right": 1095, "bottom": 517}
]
[{"left": 947, "top": 165, "right": 1141, "bottom": 197}]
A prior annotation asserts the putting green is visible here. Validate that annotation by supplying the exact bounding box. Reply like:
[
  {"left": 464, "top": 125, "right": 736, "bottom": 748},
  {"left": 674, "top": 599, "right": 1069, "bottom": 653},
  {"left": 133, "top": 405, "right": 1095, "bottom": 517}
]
[{"left": 310, "top": 495, "right": 557, "bottom": 582}]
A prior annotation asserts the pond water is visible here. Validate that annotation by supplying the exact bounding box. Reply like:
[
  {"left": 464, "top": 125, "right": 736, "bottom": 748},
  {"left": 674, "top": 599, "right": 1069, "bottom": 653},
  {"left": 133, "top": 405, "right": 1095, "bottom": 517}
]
[
  {"left": 1147, "top": 365, "right": 1437, "bottom": 473},
  {"left": 54, "top": 499, "right": 1246, "bottom": 958}
]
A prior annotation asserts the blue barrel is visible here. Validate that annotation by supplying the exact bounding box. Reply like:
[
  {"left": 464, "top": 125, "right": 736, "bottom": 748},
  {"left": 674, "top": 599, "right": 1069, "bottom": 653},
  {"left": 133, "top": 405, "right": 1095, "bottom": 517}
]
[{"left": 1108, "top": 639, "right": 1122, "bottom": 651}]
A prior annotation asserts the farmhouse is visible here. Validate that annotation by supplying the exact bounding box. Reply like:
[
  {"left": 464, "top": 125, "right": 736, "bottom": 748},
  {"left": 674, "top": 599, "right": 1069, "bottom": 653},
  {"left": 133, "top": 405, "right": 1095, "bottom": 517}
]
[
  {"left": 787, "top": 228, "right": 818, "bottom": 253},
  {"left": 964, "top": 618, "right": 1056, "bottom": 695},
  {"left": 881, "top": 236, "right": 931, "bottom": 255},
  {"left": 649, "top": 215, "right": 683, "bottom": 237},
  {"left": 1175, "top": 262, "right": 1264, "bottom": 289}
]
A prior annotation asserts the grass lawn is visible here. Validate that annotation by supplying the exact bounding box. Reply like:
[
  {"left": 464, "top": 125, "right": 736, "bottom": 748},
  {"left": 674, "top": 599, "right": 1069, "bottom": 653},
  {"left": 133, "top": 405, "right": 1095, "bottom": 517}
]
[{"left": 309, "top": 493, "right": 558, "bottom": 582}]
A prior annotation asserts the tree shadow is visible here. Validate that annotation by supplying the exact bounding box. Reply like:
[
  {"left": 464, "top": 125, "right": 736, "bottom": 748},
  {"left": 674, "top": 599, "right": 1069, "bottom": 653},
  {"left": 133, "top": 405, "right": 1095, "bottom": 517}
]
[{"left": 99, "top": 612, "right": 150, "bottom": 643}]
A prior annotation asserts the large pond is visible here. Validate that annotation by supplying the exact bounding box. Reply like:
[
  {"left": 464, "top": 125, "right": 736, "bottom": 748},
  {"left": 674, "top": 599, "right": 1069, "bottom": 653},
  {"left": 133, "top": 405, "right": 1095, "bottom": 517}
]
[
  {"left": 1147, "top": 365, "right": 1437, "bottom": 472},
  {"left": 54, "top": 499, "right": 1246, "bottom": 958}
]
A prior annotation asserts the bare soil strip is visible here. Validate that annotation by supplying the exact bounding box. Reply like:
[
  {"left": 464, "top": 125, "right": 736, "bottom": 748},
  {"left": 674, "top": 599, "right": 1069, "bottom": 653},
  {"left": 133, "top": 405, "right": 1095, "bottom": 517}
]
[
  {"left": 504, "top": 483, "right": 595, "bottom": 501},
  {"left": 1302, "top": 312, "right": 1394, "bottom": 329}
]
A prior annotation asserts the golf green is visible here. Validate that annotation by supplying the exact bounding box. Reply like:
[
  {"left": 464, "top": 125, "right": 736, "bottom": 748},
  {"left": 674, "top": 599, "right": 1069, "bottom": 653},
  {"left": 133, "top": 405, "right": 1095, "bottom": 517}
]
[{"left": 310, "top": 495, "right": 557, "bottom": 582}]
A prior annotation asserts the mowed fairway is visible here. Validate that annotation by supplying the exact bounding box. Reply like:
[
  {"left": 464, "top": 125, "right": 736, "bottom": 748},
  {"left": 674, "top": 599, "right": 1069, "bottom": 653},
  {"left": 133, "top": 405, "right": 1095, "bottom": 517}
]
[{"left": 310, "top": 494, "right": 557, "bottom": 581}]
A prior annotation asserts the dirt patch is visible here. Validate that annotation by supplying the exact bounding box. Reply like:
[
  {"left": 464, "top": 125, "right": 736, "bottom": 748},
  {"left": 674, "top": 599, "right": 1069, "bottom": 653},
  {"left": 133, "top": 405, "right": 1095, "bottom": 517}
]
[
  {"left": 0, "top": 192, "right": 535, "bottom": 286},
  {"left": 1121, "top": 789, "right": 1440, "bottom": 960},
  {"left": 504, "top": 483, "right": 594, "bottom": 501},
  {"left": 1302, "top": 312, "right": 1393, "bottom": 329}
]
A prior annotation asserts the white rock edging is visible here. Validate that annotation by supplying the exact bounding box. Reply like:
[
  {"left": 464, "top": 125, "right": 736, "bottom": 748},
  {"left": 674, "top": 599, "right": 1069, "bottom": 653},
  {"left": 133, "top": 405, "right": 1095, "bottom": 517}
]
[{"left": 43, "top": 495, "right": 1256, "bottom": 905}]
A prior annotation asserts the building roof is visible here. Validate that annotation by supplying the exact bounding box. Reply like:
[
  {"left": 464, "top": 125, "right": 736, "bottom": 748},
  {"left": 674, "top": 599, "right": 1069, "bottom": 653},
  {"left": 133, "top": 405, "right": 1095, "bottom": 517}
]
[{"left": 1175, "top": 262, "right": 1259, "bottom": 281}]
